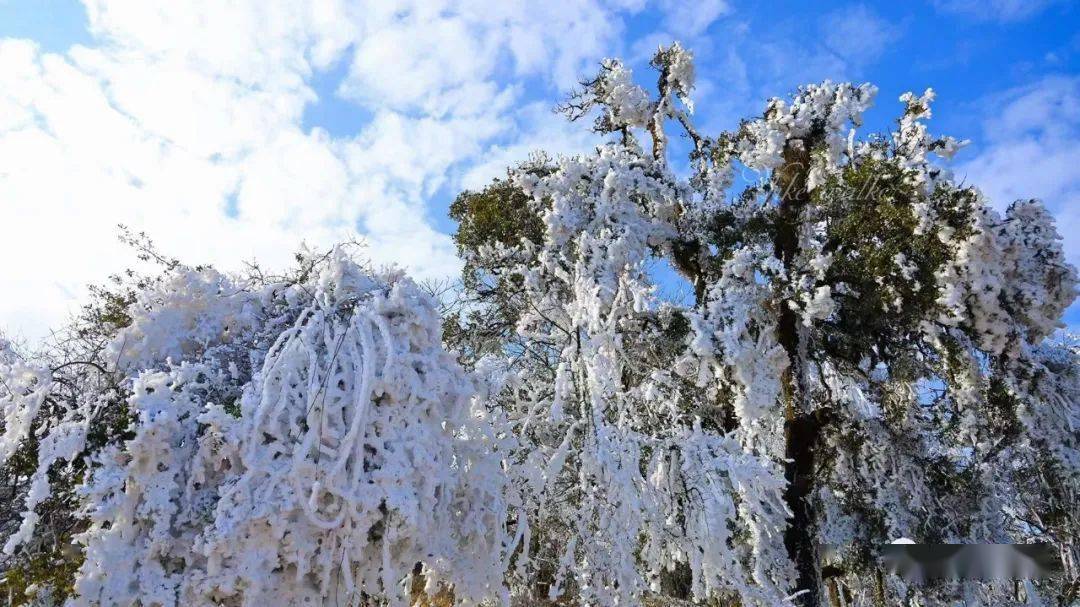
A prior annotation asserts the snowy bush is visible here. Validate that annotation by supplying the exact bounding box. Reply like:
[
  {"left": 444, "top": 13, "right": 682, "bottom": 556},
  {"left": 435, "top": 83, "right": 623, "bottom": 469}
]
[{"left": 2, "top": 248, "right": 513, "bottom": 606}]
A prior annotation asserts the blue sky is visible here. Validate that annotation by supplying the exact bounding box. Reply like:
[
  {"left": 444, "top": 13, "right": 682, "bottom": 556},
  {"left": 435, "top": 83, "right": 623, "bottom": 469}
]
[{"left": 0, "top": 0, "right": 1078, "bottom": 338}]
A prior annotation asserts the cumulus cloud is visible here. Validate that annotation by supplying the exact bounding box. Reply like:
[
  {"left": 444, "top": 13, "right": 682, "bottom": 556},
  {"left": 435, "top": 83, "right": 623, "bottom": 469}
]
[
  {"left": 340, "top": 1, "right": 633, "bottom": 113},
  {"left": 0, "top": 0, "right": 644, "bottom": 340}
]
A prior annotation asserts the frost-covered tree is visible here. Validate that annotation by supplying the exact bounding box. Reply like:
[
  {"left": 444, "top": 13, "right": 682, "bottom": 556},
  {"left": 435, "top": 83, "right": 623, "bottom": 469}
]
[
  {"left": 448, "top": 44, "right": 1078, "bottom": 606},
  {"left": 0, "top": 239, "right": 513, "bottom": 606}
]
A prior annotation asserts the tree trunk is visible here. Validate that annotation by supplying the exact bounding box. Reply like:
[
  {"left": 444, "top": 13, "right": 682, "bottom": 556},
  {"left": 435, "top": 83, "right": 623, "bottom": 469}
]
[{"left": 774, "top": 143, "right": 822, "bottom": 606}]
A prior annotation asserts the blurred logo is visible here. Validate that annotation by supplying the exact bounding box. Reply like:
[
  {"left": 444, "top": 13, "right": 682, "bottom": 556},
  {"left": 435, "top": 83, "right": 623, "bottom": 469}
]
[{"left": 877, "top": 543, "right": 1063, "bottom": 582}]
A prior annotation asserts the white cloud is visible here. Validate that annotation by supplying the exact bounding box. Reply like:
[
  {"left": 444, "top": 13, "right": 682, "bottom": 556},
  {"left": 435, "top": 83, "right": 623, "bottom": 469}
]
[
  {"left": 956, "top": 76, "right": 1080, "bottom": 330},
  {"left": 820, "top": 5, "right": 900, "bottom": 69},
  {"left": 81, "top": 0, "right": 356, "bottom": 81},
  {"left": 459, "top": 102, "right": 604, "bottom": 191},
  {"left": 338, "top": 0, "right": 638, "bottom": 115},
  {"left": 958, "top": 75, "right": 1080, "bottom": 273},
  {"left": 0, "top": 0, "right": 645, "bottom": 341},
  {"left": 0, "top": 37, "right": 348, "bottom": 340},
  {"left": 931, "top": 0, "right": 1060, "bottom": 22},
  {"left": 658, "top": 0, "right": 730, "bottom": 38}
]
